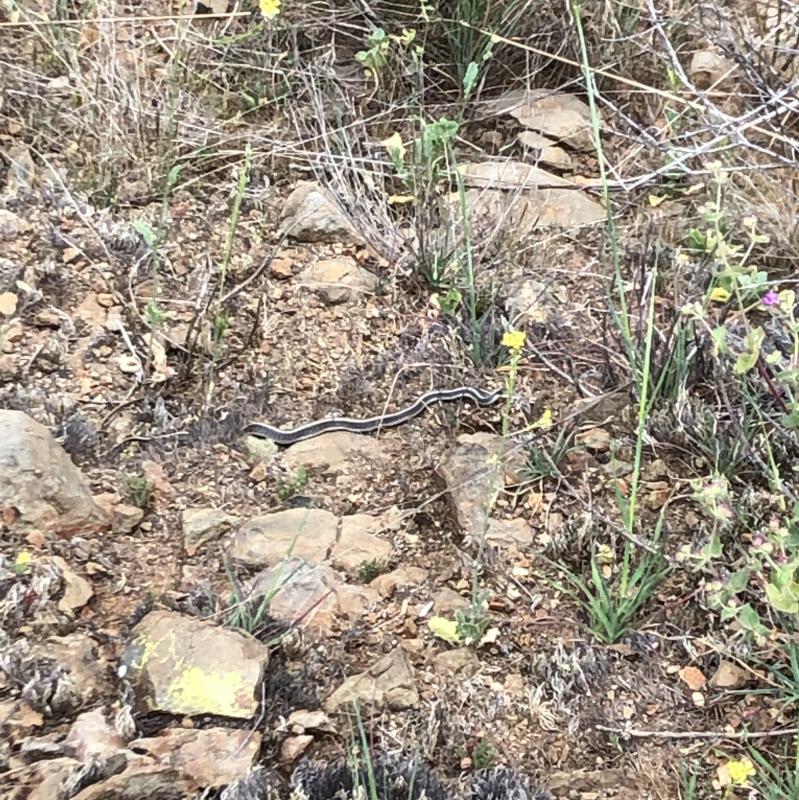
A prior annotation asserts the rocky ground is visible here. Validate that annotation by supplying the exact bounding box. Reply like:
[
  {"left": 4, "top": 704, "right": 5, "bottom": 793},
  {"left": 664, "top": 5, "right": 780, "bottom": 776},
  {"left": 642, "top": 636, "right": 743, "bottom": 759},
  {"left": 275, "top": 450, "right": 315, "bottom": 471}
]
[{"left": 2, "top": 3, "right": 798, "bottom": 799}]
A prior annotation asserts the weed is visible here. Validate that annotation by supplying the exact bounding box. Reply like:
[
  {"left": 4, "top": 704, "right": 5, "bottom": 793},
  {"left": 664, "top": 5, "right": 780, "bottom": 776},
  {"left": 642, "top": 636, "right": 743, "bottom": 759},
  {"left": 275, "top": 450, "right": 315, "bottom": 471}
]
[
  {"left": 750, "top": 737, "right": 799, "bottom": 800},
  {"left": 471, "top": 737, "right": 495, "bottom": 770},
  {"left": 549, "top": 510, "right": 671, "bottom": 644},
  {"left": 276, "top": 466, "right": 309, "bottom": 502},
  {"left": 124, "top": 473, "right": 151, "bottom": 509},
  {"left": 357, "top": 559, "right": 386, "bottom": 584}
]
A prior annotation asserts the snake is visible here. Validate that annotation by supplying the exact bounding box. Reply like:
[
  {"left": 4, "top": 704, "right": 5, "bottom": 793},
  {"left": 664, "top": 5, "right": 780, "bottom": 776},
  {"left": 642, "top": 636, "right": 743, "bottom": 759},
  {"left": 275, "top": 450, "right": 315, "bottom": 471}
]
[{"left": 242, "top": 386, "right": 503, "bottom": 445}]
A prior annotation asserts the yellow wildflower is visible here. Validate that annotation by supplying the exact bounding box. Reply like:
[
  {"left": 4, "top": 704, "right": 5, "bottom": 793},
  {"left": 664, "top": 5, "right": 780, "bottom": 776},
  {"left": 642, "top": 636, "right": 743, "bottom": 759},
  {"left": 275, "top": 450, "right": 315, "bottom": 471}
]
[
  {"left": 259, "top": 0, "right": 281, "bottom": 20},
  {"left": 502, "top": 330, "right": 525, "bottom": 350},
  {"left": 708, "top": 286, "right": 731, "bottom": 303},
  {"left": 726, "top": 758, "right": 755, "bottom": 787}
]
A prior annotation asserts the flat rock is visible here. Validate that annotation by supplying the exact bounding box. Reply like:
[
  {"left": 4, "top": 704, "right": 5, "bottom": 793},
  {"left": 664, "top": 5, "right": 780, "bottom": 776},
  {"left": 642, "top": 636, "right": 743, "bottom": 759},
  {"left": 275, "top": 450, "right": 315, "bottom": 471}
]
[
  {"left": 279, "top": 734, "right": 313, "bottom": 764},
  {"left": 182, "top": 507, "right": 239, "bottom": 556},
  {"left": 228, "top": 508, "right": 338, "bottom": 568},
  {"left": 709, "top": 660, "right": 750, "bottom": 689},
  {"left": 130, "top": 727, "right": 261, "bottom": 790},
  {"left": 330, "top": 514, "right": 393, "bottom": 576},
  {"left": 24, "top": 757, "right": 80, "bottom": 800},
  {"left": 300, "top": 257, "right": 378, "bottom": 304},
  {"left": 122, "top": 610, "right": 267, "bottom": 719},
  {"left": 462, "top": 185, "right": 605, "bottom": 232},
  {"left": 287, "top": 709, "right": 336, "bottom": 734},
  {"left": 280, "top": 182, "right": 363, "bottom": 244},
  {"left": 324, "top": 648, "right": 418, "bottom": 711},
  {"left": 281, "top": 431, "right": 388, "bottom": 474},
  {"left": 44, "top": 555, "right": 94, "bottom": 612},
  {"left": 486, "top": 89, "right": 600, "bottom": 150},
  {"left": 517, "top": 130, "right": 573, "bottom": 170},
  {"left": 249, "top": 557, "right": 378, "bottom": 634},
  {"left": 432, "top": 587, "right": 469, "bottom": 615},
  {"left": 111, "top": 503, "right": 144, "bottom": 534},
  {"left": 371, "top": 566, "right": 428, "bottom": 598},
  {"left": 0, "top": 410, "right": 108, "bottom": 537}
]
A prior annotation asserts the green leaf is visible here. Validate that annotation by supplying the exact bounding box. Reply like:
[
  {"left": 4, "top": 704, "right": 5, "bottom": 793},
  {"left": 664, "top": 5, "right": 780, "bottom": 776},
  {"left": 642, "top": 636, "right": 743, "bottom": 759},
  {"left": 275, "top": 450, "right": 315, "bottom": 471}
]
[
  {"left": 737, "top": 604, "right": 766, "bottom": 635},
  {"left": 132, "top": 219, "right": 157, "bottom": 249},
  {"left": 765, "top": 581, "right": 799, "bottom": 614},
  {"left": 462, "top": 62, "right": 479, "bottom": 98},
  {"left": 734, "top": 327, "right": 764, "bottom": 374}
]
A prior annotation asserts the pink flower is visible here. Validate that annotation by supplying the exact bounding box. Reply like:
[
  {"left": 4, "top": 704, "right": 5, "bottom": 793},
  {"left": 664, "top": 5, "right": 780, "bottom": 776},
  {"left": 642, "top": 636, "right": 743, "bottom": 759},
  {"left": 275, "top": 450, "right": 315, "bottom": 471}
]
[{"left": 762, "top": 290, "right": 779, "bottom": 306}]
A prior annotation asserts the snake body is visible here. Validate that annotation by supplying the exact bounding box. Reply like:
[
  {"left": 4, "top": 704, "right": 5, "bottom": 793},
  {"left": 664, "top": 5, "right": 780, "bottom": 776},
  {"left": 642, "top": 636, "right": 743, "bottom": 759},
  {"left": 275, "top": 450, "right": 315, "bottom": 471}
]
[{"left": 243, "top": 386, "right": 503, "bottom": 445}]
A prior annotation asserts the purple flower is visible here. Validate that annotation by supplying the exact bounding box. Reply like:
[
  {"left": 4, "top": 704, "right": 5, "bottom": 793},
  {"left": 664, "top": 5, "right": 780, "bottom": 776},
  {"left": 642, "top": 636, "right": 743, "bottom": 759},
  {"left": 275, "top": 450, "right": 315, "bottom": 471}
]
[{"left": 762, "top": 289, "right": 779, "bottom": 306}]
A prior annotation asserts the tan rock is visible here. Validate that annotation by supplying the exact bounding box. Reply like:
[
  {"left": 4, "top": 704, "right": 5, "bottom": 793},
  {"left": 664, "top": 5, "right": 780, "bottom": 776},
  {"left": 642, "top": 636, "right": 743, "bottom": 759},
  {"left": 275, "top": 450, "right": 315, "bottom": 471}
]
[
  {"left": 371, "top": 566, "right": 428, "bottom": 598},
  {"left": 228, "top": 508, "right": 337, "bottom": 568},
  {"left": 324, "top": 648, "right": 418, "bottom": 711},
  {"left": 282, "top": 431, "right": 388, "bottom": 474},
  {"left": 0, "top": 410, "right": 108, "bottom": 537},
  {"left": 330, "top": 514, "right": 392, "bottom": 575},
  {"left": 182, "top": 507, "right": 238, "bottom": 555},
  {"left": 130, "top": 727, "right": 261, "bottom": 790},
  {"left": 279, "top": 734, "right": 314, "bottom": 764},
  {"left": 300, "top": 257, "right": 378, "bottom": 304},
  {"left": 65, "top": 707, "right": 126, "bottom": 760},
  {"left": 432, "top": 647, "right": 480, "bottom": 676},
  {"left": 280, "top": 182, "right": 363, "bottom": 244},
  {"left": 709, "top": 660, "right": 750, "bottom": 690}
]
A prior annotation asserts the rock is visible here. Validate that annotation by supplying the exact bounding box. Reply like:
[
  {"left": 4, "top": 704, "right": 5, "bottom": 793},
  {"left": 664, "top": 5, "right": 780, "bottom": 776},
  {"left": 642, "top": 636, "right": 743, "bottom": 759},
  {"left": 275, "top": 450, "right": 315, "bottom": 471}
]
[
  {"left": 182, "top": 507, "right": 238, "bottom": 556},
  {"left": 280, "top": 182, "right": 362, "bottom": 244},
  {"left": 517, "top": 130, "right": 573, "bottom": 170},
  {"left": 485, "top": 518, "right": 533, "bottom": 547},
  {"left": 130, "top": 727, "right": 261, "bottom": 790},
  {"left": 0, "top": 699, "right": 44, "bottom": 735},
  {"left": 330, "top": 514, "right": 392, "bottom": 576},
  {"left": 249, "top": 557, "right": 377, "bottom": 634},
  {"left": 112, "top": 503, "right": 144, "bottom": 534},
  {"left": 459, "top": 184, "right": 604, "bottom": 233},
  {"left": 709, "top": 660, "right": 750, "bottom": 690},
  {"left": 34, "top": 633, "right": 110, "bottom": 713},
  {"left": 121, "top": 610, "right": 268, "bottom": 719},
  {"left": 438, "top": 435, "right": 513, "bottom": 540},
  {"left": 486, "top": 89, "right": 600, "bottom": 150},
  {"left": 299, "top": 257, "right": 379, "bottom": 304},
  {"left": 47, "top": 555, "right": 94, "bottom": 612},
  {"left": 505, "top": 278, "right": 561, "bottom": 324},
  {"left": 65, "top": 707, "right": 126, "bottom": 760},
  {"left": 432, "top": 588, "right": 468, "bottom": 615},
  {"left": 371, "top": 566, "right": 428, "bottom": 598},
  {"left": 0, "top": 410, "right": 108, "bottom": 537},
  {"left": 432, "top": 647, "right": 480, "bottom": 677},
  {"left": 282, "top": 431, "right": 388, "bottom": 474},
  {"left": 575, "top": 426, "right": 612, "bottom": 451},
  {"left": 71, "top": 764, "right": 190, "bottom": 800},
  {"left": 324, "top": 648, "right": 418, "bottom": 711},
  {"left": 23, "top": 757, "right": 80, "bottom": 800},
  {"left": 228, "top": 508, "right": 338, "bottom": 568},
  {"left": 18, "top": 733, "right": 66, "bottom": 760},
  {"left": 689, "top": 50, "right": 736, "bottom": 89},
  {"left": 279, "top": 734, "right": 313, "bottom": 764},
  {"left": 286, "top": 709, "right": 336, "bottom": 734},
  {"left": 460, "top": 160, "right": 577, "bottom": 191}
]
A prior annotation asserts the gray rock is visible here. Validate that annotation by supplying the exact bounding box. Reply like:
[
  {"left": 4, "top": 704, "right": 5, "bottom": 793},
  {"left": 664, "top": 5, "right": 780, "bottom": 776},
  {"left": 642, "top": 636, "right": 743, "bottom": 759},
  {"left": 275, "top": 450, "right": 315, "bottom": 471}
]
[
  {"left": 182, "top": 507, "right": 239, "bottom": 556},
  {"left": 280, "top": 182, "right": 362, "bottom": 244}
]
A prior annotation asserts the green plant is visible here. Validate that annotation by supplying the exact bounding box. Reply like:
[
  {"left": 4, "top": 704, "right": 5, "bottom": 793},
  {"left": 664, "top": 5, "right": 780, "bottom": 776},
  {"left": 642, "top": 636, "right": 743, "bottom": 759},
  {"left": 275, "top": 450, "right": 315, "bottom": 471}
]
[
  {"left": 549, "top": 510, "right": 671, "bottom": 644},
  {"left": 275, "top": 466, "right": 309, "bottom": 501},
  {"left": 750, "top": 738, "right": 799, "bottom": 800},
  {"left": 472, "top": 737, "right": 495, "bottom": 770},
  {"left": 124, "top": 473, "right": 151, "bottom": 509},
  {"left": 677, "top": 764, "right": 698, "bottom": 800},
  {"left": 357, "top": 559, "right": 386, "bottom": 584},
  {"left": 455, "top": 588, "right": 492, "bottom": 646}
]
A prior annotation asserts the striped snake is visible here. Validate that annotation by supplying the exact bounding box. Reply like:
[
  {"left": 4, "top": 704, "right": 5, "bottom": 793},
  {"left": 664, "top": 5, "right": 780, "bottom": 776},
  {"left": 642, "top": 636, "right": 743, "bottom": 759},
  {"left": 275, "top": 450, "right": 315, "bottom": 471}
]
[{"left": 243, "top": 386, "right": 503, "bottom": 445}]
